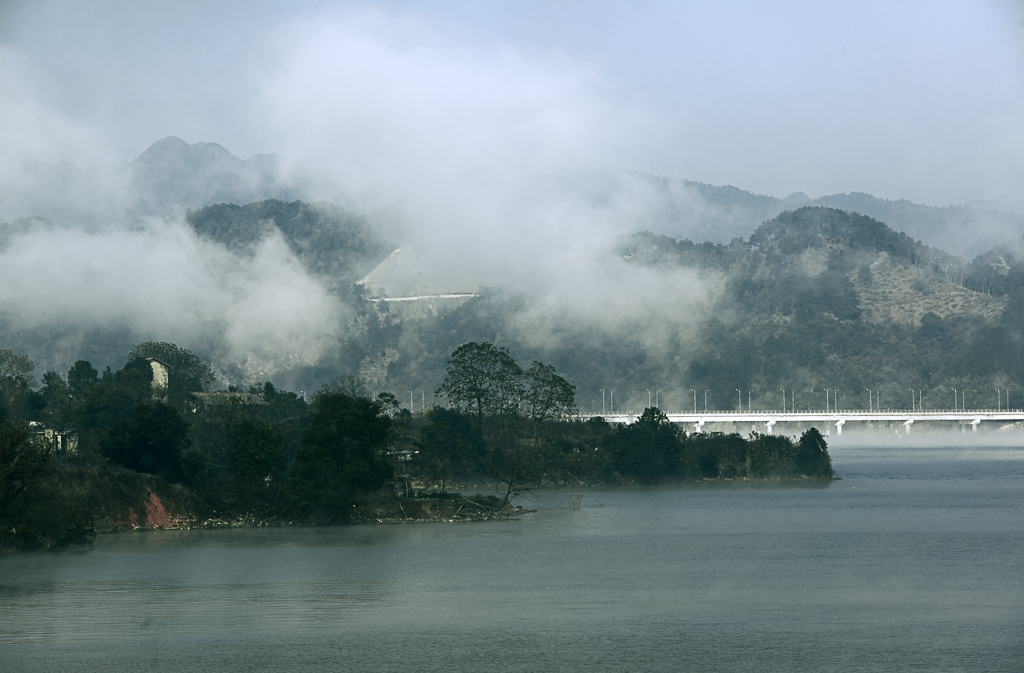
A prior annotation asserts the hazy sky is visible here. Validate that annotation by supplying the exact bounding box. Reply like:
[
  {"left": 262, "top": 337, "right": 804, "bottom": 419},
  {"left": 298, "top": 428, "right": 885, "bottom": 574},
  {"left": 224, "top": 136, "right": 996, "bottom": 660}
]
[{"left": 2, "top": 0, "right": 1023, "bottom": 206}]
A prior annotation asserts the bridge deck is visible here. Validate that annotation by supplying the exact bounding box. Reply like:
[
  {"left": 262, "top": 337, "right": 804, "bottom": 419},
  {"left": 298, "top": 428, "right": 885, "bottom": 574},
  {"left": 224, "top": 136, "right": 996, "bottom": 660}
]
[{"left": 580, "top": 410, "right": 1024, "bottom": 434}]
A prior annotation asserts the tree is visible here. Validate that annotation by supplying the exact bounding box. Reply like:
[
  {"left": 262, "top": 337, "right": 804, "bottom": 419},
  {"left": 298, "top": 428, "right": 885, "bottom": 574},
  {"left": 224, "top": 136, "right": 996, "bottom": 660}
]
[
  {"left": 375, "top": 391, "right": 403, "bottom": 418},
  {"left": 488, "top": 442, "right": 542, "bottom": 510},
  {"left": 419, "top": 407, "right": 480, "bottom": 493},
  {"left": 0, "top": 420, "right": 53, "bottom": 548},
  {"left": 746, "top": 433, "right": 797, "bottom": 478},
  {"left": 0, "top": 419, "right": 96, "bottom": 550},
  {"left": 794, "top": 427, "right": 834, "bottom": 478},
  {"left": 248, "top": 381, "right": 310, "bottom": 462},
  {"left": 227, "top": 418, "right": 289, "bottom": 482},
  {"left": 682, "top": 432, "right": 748, "bottom": 479},
  {"left": 604, "top": 407, "right": 683, "bottom": 483},
  {"left": 40, "top": 371, "right": 68, "bottom": 405},
  {"left": 190, "top": 391, "right": 264, "bottom": 464},
  {"left": 325, "top": 374, "right": 369, "bottom": 399},
  {"left": 0, "top": 349, "right": 33, "bottom": 381},
  {"left": 38, "top": 372, "right": 75, "bottom": 457},
  {"left": 522, "top": 361, "right": 577, "bottom": 447},
  {"left": 66, "top": 360, "right": 99, "bottom": 398},
  {"left": 225, "top": 418, "right": 289, "bottom": 512},
  {"left": 101, "top": 402, "right": 191, "bottom": 483},
  {"left": 286, "top": 390, "right": 393, "bottom": 521},
  {"left": 0, "top": 350, "right": 36, "bottom": 420},
  {"left": 436, "top": 342, "right": 524, "bottom": 442},
  {"left": 73, "top": 362, "right": 154, "bottom": 458}
]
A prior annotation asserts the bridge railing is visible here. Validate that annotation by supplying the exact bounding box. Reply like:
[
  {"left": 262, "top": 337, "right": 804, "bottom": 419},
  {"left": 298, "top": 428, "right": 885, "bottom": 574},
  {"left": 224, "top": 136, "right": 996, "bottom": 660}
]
[{"left": 575, "top": 408, "right": 1024, "bottom": 418}]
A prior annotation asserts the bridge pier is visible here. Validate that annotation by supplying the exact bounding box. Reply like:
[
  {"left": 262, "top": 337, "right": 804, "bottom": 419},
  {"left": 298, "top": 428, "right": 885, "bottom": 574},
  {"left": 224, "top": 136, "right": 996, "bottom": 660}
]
[
  {"left": 765, "top": 419, "right": 776, "bottom": 435},
  {"left": 835, "top": 419, "right": 845, "bottom": 436},
  {"left": 903, "top": 419, "right": 914, "bottom": 434}
]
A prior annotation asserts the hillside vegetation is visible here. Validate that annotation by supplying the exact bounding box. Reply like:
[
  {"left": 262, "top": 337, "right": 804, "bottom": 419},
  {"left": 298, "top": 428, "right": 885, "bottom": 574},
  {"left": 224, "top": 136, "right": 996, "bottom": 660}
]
[
  {"left": 620, "top": 207, "right": 1019, "bottom": 411},
  {"left": 5, "top": 194, "right": 1023, "bottom": 414},
  {"left": 328, "top": 204, "right": 1024, "bottom": 413},
  {"left": 640, "top": 174, "right": 1024, "bottom": 258},
  {"left": 186, "top": 199, "right": 395, "bottom": 290},
  {"left": 4, "top": 135, "right": 1024, "bottom": 415}
]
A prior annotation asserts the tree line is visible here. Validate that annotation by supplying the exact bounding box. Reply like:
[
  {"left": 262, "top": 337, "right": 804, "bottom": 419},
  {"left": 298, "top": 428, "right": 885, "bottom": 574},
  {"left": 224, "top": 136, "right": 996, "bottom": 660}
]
[{"left": 1, "top": 340, "right": 833, "bottom": 552}]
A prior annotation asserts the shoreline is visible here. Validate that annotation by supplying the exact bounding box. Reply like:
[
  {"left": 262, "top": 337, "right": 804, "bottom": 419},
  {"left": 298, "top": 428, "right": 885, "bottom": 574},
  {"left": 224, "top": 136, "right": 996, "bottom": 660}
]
[{"left": 93, "top": 476, "right": 837, "bottom": 535}]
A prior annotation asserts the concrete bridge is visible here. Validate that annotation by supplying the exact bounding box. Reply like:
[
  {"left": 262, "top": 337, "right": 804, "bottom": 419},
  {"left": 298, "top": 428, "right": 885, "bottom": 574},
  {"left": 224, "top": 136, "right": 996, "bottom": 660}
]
[{"left": 583, "top": 410, "right": 1024, "bottom": 436}]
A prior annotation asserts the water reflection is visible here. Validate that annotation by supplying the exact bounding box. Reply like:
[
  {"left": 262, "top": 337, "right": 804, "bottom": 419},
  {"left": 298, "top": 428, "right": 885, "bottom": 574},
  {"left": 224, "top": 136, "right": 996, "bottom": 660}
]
[{"left": 2, "top": 444, "right": 1023, "bottom": 672}]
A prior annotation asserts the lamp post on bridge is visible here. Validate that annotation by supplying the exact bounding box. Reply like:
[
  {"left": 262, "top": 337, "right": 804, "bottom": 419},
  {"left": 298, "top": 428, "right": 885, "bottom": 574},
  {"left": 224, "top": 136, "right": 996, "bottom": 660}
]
[
  {"left": 953, "top": 388, "right": 957, "bottom": 412},
  {"left": 656, "top": 390, "right": 660, "bottom": 409},
  {"left": 600, "top": 389, "right": 605, "bottom": 416},
  {"left": 780, "top": 388, "right": 785, "bottom": 413},
  {"left": 703, "top": 390, "right": 708, "bottom": 413},
  {"left": 736, "top": 389, "right": 742, "bottom": 410},
  {"left": 865, "top": 389, "right": 871, "bottom": 412},
  {"left": 610, "top": 390, "right": 615, "bottom": 415},
  {"left": 691, "top": 389, "right": 696, "bottom": 413}
]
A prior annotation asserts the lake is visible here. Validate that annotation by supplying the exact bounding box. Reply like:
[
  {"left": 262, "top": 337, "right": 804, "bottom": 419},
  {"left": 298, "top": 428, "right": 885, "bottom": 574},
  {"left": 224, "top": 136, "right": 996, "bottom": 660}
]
[{"left": 3, "top": 438, "right": 1023, "bottom": 672}]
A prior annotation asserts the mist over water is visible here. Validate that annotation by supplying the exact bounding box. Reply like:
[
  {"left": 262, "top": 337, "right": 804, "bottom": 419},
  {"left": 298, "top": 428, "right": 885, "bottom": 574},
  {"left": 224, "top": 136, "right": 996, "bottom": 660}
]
[{"left": 3, "top": 440, "right": 1022, "bottom": 673}]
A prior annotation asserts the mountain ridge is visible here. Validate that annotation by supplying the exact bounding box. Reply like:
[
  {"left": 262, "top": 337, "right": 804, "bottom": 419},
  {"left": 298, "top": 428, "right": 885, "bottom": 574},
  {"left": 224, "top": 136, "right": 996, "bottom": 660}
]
[
  {"left": 6, "top": 137, "right": 1022, "bottom": 261},
  {"left": 640, "top": 175, "right": 1024, "bottom": 258},
  {"left": 5, "top": 138, "right": 1024, "bottom": 411}
]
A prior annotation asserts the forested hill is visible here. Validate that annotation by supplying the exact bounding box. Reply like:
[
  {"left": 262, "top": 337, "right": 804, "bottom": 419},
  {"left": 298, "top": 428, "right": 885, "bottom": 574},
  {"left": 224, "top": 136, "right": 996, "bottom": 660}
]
[
  {"left": 615, "top": 206, "right": 1016, "bottom": 412},
  {"left": 209, "top": 201, "right": 1022, "bottom": 415},
  {"left": 186, "top": 199, "right": 396, "bottom": 290},
  {"left": 5, "top": 137, "right": 1024, "bottom": 413},
  {"left": 623, "top": 207, "right": 961, "bottom": 273},
  {"left": 639, "top": 175, "right": 1024, "bottom": 258}
]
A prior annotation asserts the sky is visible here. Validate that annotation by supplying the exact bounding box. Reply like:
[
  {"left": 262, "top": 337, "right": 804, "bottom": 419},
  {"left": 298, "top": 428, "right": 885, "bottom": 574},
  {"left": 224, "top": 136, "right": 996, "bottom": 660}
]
[{"left": 1, "top": 0, "right": 1023, "bottom": 207}]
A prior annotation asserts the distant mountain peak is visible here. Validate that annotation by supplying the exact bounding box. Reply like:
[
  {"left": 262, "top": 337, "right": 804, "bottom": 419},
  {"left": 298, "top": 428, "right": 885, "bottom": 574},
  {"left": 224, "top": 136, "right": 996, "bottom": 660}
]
[
  {"left": 132, "top": 135, "right": 189, "bottom": 160},
  {"left": 782, "top": 192, "right": 811, "bottom": 207},
  {"left": 148, "top": 135, "right": 189, "bottom": 148},
  {"left": 132, "top": 136, "right": 235, "bottom": 168}
]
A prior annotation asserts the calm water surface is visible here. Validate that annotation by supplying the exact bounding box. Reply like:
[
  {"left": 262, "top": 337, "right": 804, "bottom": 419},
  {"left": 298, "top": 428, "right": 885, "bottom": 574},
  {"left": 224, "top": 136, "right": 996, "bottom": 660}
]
[{"left": 2, "top": 441, "right": 1023, "bottom": 672}]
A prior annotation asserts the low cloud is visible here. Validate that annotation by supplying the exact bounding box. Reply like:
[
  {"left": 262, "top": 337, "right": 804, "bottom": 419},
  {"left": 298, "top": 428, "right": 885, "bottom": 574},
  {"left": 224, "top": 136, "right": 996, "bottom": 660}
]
[
  {"left": 0, "top": 219, "right": 347, "bottom": 381},
  {"left": 262, "top": 9, "right": 704, "bottom": 342},
  {"left": 0, "top": 8, "right": 717, "bottom": 385},
  {"left": 0, "top": 49, "right": 110, "bottom": 180}
]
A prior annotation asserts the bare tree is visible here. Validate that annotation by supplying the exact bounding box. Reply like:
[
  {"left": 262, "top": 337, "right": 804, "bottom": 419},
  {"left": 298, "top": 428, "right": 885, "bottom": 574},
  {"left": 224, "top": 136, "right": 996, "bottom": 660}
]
[{"left": 0, "top": 349, "right": 33, "bottom": 382}]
